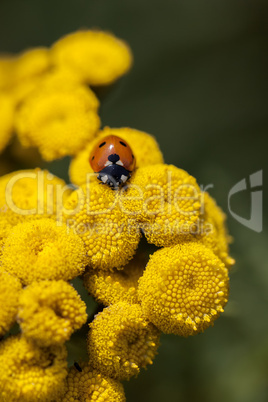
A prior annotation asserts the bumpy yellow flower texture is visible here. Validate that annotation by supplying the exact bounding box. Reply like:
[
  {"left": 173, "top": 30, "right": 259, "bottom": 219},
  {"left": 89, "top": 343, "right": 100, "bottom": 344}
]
[{"left": 0, "top": 30, "right": 235, "bottom": 401}]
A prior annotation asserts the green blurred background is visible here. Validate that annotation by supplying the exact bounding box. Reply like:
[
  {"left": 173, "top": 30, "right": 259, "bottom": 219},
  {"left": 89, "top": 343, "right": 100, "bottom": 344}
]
[{"left": 0, "top": 1, "right": 267, "bottom": 401}]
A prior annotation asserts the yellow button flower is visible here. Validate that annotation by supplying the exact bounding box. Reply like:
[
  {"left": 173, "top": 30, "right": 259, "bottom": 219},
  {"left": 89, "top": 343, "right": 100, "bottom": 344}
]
[
  {"left": 10, "top": 61, "right": 81, "bottom": 106},
  {"left": 1, "top": 48, "right": 51, "bottom": 105},
  {"left": 0, "top": 169, "right": 70, "bottom": 254},
  {"left": 64, "top": 182, "right": 141, "bottom": 270},
  {"left": 0, "top": 335, "right": 67, "bottom": 402},
  {"left": 1, "top": 219, "right": 86, "bottom": 284},
  {"left": 83, "top": 251, "right": 147, "bottom": 306},
  {"left": 62, "top": 363, "right": 126, "bottom": 402},
  {"left": 121, "top": 164, "right": 201, "bottom": 246},
  {"left": 88, "top": 302, "right": 160, "bottom": 380},
  {"left": 138, "top": 242, "right": 229, "bottom": 336},
  {"left": 11, "top": 47, "right": 51, "bottom": 84},
  {"left": 0, "top": 92, "right": 14, "bottom": 153},
  {"left": 200, "top": 192, "right": 235, "bottom": 268},
  {"left": 51, "top": 30, "right": 133, "bottom": 86},
  {"left": 15, "top": 84, "right": 100, "bottom": 160},
  {"left": 18, "top": 280, "right": 87, "bottom": 346},
  {"left": 69, "top": 126, "right": 164, "bottom": 186},
  {"left": 0, "top": 270, "right": 22, "bottom": 336}
]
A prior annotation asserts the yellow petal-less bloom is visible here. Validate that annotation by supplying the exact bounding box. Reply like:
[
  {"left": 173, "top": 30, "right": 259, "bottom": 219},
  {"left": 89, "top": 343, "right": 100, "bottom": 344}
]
[
  {"left": 11, "top": 47, "right": 51, "bottom": 84},
  {"left": 0, "top": 92, "right": 14, "bottom": 153},
  {"left": 10, "top": 64, "right": 80, "bottom": 106},
  {"left": 87, "top": 302, "right": 160, "bottom": 380},
  {"left": 15, "top": 85, "right": 100, "bottom": 160},
  {"left": 64, "top": 182, "right": 141, "bottom": 270},
  {"left": 1, "top": 219, "right": 86, "bottom": 284},
  {"left": 138, "top": 242, "right": 229, "bottom": 336},
  {"left": 18, "top": 280, "right": 87, "bottom": 346},
  {"left": 120, "top": 164, "right": 201, "bottom": 246},
  {"left": 83, "top": 251, "right": 147, "bottom": 306},
  {"left": 62, "top": 363, "right": 126, "bottom": 402},
  {"left": 51, "top": 30, "right": 133, "bottom": 86},
  {"left": 200, "top": 192, "right": 235, "bottom": 268},
  {"left": 69, "top": 126, "right": 164, "bottom": 186},
  {"left": 1, "top": 48, "right": 51, "bottom": 105},
  {"left": 0, "top": 335, "right": 67, "bottom": 402},
  {"left": 0, "top": 169, "right": 70, "bottom": 254},
  {"left": 0, "top": 270, "right": 22, "bottom": 336}
]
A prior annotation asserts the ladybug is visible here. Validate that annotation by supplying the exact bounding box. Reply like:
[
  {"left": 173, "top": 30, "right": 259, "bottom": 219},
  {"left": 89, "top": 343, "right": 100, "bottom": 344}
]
[{"left": 89, "top": 135, "right": 136, "bottom": 188}]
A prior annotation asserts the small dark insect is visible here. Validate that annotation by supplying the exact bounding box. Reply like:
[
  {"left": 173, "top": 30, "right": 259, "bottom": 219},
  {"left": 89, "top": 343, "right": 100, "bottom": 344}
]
[{"left": 74, "top": 362, "right": 82, "bottom": 372}]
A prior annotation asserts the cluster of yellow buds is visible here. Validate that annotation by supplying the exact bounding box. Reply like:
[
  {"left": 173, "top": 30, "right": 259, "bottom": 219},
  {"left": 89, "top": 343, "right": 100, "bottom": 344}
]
[
  {"left": 0, "top": 30, "right": 132, "bottom": 159},
  {"left": 0, "top": 30, "right": 234, "bottom": 401}
]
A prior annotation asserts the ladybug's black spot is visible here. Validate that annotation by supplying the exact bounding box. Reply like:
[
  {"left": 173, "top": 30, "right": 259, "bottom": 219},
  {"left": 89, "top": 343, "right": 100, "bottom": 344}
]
[
  {"left": 120, "top": 141, "right": 127, "bottom": 147},
  {"left": 108, "top": 153, "right": 120, "bottom": 163},
  {"left": 132, "top": 154, "right": 135, "bottom": 159},
  {"left": 92, "top": 156, "right": 95, "bottom": 160},
  {"left": 99, "top": 142, "right": 106, "bottom": 148}
]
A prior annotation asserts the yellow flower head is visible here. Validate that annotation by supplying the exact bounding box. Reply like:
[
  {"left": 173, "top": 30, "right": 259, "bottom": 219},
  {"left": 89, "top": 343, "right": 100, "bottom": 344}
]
[
  {"left": 15, "top": 84, "right": 100, "bottom": 160},
  {"left": 1, "top": 48, "right": 51, "bottom": 105},
  {"left": 121, "top": 164, "right": 201, "bottom": 246},
  {"left": 200, "top": 192, "right": 235, "bottom": 267},
  {"left": 62, "top": 363, "right": 126, "bottom": 402},
  {"left": 87, "top": 302, "right": 160, "bottom": 380},
  {"left": 0, "top": 335, "right": 67, "bottom": 402},
  {"left": 0, "top": 92, "right": 14, "bottom": 153},
  {"left": 0, "top": 270, "right": 22, "bottom": 336},
  {"left": 0, "top": 169, "right": 70, "bottom": 253},
  {"left": 30, "top": 66, "right": 82, "bottom": 93},
  {"left": 11, "top": 66, "right": 81, "bottom": 106},
  {"left": 69, "top": 126, "right": 164, "bottom": 186},
  {"left": 64, "top": 182, "right": 141, "bottom": 270},
  {"left": 83, "top": 251, "right": 147, "bottom": 306},
  {"left": 138, "top": 242, "right": 229, "bottom": 336},
  {"left": 1, "top": 219, "right": 86, "bottom": 284},
  {"left": 51, "top": 30, "right": 133, "bottom": 86},
  {"left": 18, "top": 280, "right": 87, "bottom": 346},
  {"left": 12, "top": 47, "right": 51, "bottom": 84}
]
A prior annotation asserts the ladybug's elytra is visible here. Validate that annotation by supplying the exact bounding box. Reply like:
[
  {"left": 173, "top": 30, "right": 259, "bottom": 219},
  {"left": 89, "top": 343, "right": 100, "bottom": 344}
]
[{"left": 89, "top": 135, "right": 136, "bottom": 188}]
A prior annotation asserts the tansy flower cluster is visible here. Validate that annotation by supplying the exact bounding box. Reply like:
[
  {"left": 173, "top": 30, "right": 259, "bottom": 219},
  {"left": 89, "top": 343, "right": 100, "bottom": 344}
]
[
  {"left": 0, "top": 29, "right": 234, "bottom": 402},
  {"left": 0, "top": 30, "right": 132, "bottom": 159}
]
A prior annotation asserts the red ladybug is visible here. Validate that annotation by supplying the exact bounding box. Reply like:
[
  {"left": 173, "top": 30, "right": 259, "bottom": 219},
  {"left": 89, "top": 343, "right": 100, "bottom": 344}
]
[{"left": 89, "top": 135, "right": 136, "bottom": 188}]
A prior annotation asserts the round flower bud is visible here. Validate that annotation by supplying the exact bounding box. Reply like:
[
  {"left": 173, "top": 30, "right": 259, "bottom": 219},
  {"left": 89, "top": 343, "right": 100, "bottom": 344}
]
[
  {"left": 15, "top": 85, "right": 100, "bottom": 160},
  {"left": 0, "top": 335, "right": 67, "bottom": 402},
  {"left": 121, "top": 164, "right": 201, "bottom": 246},
  {"left": 138, "top": 242, "right": 229, "bottom": 336},
  {"left": 1, "top": 219, "right": 86, "bottom": 284},
  {"left": 18, "top": 280, "right": 87, "bottom": 346},
  {"left": 64, "top": 182, "right": 141, "bottom": 270},
  {"left": 87, "top": 302, "right": 160, "bottom": 380},
  {"left": 0, "top": 169, "right": 71, "bottom": 254},
  {"left": 51, "top": 30, "right": 133, "bottom": 86},
  {"left": 12, "top": 47, "right": 51, "bottom": 84},
  {"left": 62, "top": 363, "right": 126, "bottom": 402}
]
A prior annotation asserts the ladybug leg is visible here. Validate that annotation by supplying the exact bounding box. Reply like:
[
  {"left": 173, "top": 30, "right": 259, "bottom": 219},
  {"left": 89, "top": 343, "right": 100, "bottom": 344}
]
[{"left": 106, "top": 176, "right": 118, "bottom": 188}]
